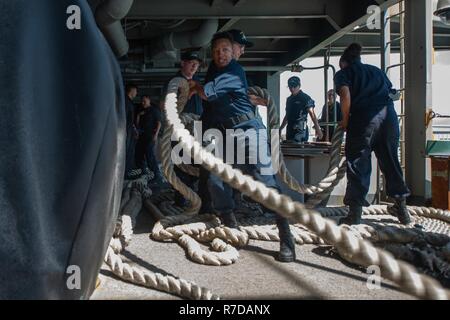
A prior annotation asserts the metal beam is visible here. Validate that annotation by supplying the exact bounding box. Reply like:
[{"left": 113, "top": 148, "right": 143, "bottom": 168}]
[
  {"left": 127, "top": 15, "right": 331, "bottom": 20},
  {"left": 274, "top": 0, "right": 400, "bottom": 71},
  {"left": 325, "top": 16, "right": 342, "bottom": 31},
  {"left": 330, "top": 33, "right": 450, "bottom": 51},
  {"left": 124, "top": 65, "right": 293, "bottom": 76},
  {"left": 352, "top": 31, "right": 450, "bottom": 37},
  {"left": 404, "top": 0, "right": 434, "bottom": 204},
  {"left": 128, "top": 0, "right": 346, "bottom": 19},
  {"left": 267, "top": 72, "right": 281, "bottom": 122},
  {"left": 246, "top": 50, "right": 289, "bottom": 54},
  {"left": 380, "top": 9, "right": 391, "bottom": 75},
  {"left": 247, "top": 35, "right": 311, "bottom": 39},
  {"left": 228, "top": 18, "right": 316, "bottom": 36}
]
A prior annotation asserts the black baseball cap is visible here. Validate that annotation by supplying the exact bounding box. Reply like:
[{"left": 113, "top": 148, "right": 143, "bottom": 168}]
[
  {"left": 228, "top": 29, "right": 254, "bottom": 48},
  {"left": 211, "top": 31, "right": 234, "bottom": 46},
  {"left": 181, "top": 51, "right": 203, "bottom": 62},
  {"left": 288, "top": 76, "right": 301, "bottom": 88}
]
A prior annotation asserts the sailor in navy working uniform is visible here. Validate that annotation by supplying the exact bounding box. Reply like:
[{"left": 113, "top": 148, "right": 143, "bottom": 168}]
[
  {"left": 335, "top": 43, "right": 411, "bottom": 225},
  {"left": 280, "top": 76, "right": 323, "bottom": 143},
  {"left": 198, "top": 30, "right": 266, "bottom": 214},
  {"left": 189, "top": 32, "right": 296, "bottom": 262}
]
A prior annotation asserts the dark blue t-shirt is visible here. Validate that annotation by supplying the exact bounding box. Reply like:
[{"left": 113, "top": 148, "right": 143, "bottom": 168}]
[
  {"left": 203, "top": 59, "right": 255, "bottom": 127},
  {"left": 334, "top": 60, "right": 395, "bottom": 118},
  {"left": 140, "top": 106, "right": 161, "bottom": 140},
  {"left": 286, "top": 91, "right": 315, "bottom": 129}
]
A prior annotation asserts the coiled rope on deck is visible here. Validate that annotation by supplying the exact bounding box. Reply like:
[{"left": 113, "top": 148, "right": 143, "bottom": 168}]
[{"left": 103, "top": 177, "right": 220, "bottom": 300}]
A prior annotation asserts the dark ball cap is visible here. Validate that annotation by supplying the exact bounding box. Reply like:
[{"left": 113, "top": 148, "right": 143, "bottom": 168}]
[
  {"left": 288, "top": 76, "right": 301, "bottom": 88},
  {"left": 181, "top": 51, "right": 203, "bottom": 62},
  {"left": 228, "top": 29, "right": 254, "bottom": 48},
  {"left": 211, "top": 31, "right": 234, "bottom": 47}
]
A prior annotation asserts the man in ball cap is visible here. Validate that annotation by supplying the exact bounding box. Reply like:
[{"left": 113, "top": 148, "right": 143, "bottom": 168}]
[
  {"left": 189, "top": 32, "right": 297, "bottom": 262},
  {"left": 198, "top": 30, "right": 254, "bottom": 215},
  {"left": 168, "top": 51, "right": 204, "bottom": 207},
  {"left": 227, "top": 29, "right": 254, "bottom": 61},
  {"left": 281, "top": 76, "right": 323, "bottom": 143},
  {"left": 179, "top": 51, "right": 204, "bottom": 115}
]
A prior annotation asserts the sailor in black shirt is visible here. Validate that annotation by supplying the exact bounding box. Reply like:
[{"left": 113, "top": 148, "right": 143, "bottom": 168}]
[{"left": 280, "top": 76, "right": 323, "bottom": 143}]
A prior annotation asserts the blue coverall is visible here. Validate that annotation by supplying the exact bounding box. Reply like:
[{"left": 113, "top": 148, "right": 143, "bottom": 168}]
[
  {"left": 203, "top": 59, "right": 281, "bottom": 214},
  {"left": 285, "top": 92, "right": 315, "bottom": 142},
  {"left": 334, "top": 59, "right": 410, "bottom": 207}
]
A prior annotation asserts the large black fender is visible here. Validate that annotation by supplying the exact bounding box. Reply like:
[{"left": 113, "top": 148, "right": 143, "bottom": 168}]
[{"left": 0, "top": 0, "right": 125, "bottom": 299}]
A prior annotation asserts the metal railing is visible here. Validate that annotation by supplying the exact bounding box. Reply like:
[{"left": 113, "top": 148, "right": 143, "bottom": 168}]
[
  {"left": 376, "top": 1, "right": 406, "bottom": 204},
  {"left": 433, "top": 126, "right": 450, "bottom": 141}
]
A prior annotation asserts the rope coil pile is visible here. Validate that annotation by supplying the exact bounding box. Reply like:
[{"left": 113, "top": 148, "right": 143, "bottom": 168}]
[{"left": 104, "top": 178, "right": 220, "bottom": 300}]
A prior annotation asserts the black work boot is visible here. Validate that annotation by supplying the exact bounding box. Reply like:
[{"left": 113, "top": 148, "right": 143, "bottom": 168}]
[
  {"left": 221, "top": 211, "right": 238, "bottom": 229},
  {"left": 392, "top": 198, "right": 412, "bottom": 225},
  {"left": 277, "top": 218, "right": 296, "bottom": 263},
  {"left": 338, "top": 205, "right": 362, "bottom": 225}
]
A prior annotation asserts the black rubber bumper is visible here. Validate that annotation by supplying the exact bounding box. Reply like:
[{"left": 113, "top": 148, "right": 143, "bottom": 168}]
[{"left": 0, "top": 0, "right": 125, "bottom": 299}]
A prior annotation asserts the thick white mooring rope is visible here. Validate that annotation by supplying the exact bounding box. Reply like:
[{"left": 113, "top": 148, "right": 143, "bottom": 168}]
[
  {"left": 158, "top": 77, "right": 450, "bottom": 300},
  {"left": 104, "top": 77, "right": 450, "bottom": 300}
]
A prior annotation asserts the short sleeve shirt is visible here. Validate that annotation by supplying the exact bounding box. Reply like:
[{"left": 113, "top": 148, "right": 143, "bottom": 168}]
[
  {"left": 334, "top": 60, "right": 395, "bottom": 117},
  {"left": 285, "top": 91, "right": 315, "bottom": 127}
]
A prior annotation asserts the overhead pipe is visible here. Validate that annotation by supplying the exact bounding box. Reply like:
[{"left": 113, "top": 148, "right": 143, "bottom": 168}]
[
  {"left": 151, "top": 19, "right": 219, "bottom": 58},
  {"left": 95, "top": 0, "right": 134, "bottom": 58}
]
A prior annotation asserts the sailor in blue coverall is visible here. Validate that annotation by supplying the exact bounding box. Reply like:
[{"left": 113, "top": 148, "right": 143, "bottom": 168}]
[
  {"left": 334, "top": 43, "right": 411, "bottom": 225},
  {"left": 189, "top": 32, "right": 296, "bottom": 262},
  {"left": 198, "top": 30, "right": 267, "bottom": 215}
]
